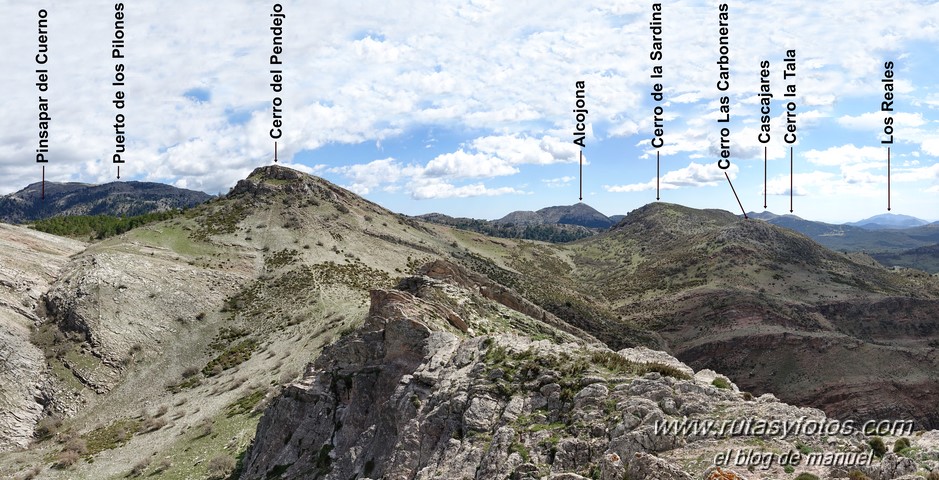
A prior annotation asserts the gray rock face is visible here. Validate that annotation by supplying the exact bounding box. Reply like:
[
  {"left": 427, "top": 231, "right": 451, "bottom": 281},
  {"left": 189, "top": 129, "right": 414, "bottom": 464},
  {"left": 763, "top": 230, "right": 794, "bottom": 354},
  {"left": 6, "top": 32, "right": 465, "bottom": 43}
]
[
  {"left": 855, "top": 452, "right": 918, "bottom": 480},
  {"left": 618, "top": 346, "right": 694, "bottom": 378},
  {"left": 240, "top": 276, "right": 884, "bottom": 480},
  {"left": 0, "top": 225, "right": 85, "bottom": 451}
]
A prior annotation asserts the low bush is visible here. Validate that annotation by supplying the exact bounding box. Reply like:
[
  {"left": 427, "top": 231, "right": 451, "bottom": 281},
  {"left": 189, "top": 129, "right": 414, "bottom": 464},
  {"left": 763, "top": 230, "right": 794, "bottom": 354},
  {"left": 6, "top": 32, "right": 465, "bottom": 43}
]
[
  {"left": 711, "top": 377, "right": 732, "bottom": 389},
  {"left": 207, "top": 455, "right": 236, "bottom": 479},
  {"left": 869, "top": 437, "right": 887, "bottom": 458},
  {"left": 893, "top": 436, "right": 912, "bottom": 453}
]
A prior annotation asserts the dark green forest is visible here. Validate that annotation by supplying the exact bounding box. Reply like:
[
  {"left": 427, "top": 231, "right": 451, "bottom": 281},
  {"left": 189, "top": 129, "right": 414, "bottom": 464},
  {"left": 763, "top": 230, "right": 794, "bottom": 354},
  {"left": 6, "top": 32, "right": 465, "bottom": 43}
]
[
  {"left": 30, "top": 210, "right": 182, "bottom": 240},
  {"left": 422, "top": 216, "right": 598, "bottom": 243}
]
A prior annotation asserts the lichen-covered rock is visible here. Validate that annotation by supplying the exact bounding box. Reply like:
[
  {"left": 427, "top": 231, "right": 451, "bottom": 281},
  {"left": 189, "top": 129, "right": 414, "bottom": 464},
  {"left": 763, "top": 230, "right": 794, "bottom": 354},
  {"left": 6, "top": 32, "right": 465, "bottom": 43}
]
[{"left": 626, "top": 452, "right": 693, "bottom": 480}]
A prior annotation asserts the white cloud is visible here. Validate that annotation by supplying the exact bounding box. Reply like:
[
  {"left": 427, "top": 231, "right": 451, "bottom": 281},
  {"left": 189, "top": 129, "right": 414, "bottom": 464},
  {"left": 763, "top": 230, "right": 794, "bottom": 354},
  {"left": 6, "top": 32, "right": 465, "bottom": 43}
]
[
  {"left": 471, "top": 135, "right": 580, "bottom": 166},
  {"left": 410, "top": 180, "right": 525, "bottom": 199},
  {"left": 353, "top": 36, "right": 408, "bottom": 62},
  {"left": 836, "top": 112, "right": 927, "bottom": 130},
  {"left": 921, "top": 138, "right": 939, "bottom": 156},
  {"left": 542, "top": 176, "right": 575, "bottom": 188},
  {"left": 804, "top": 145, "right": 886, "bottom": 167},
  {"left": 330, "top": 158, "right": 406, "bottom": 194},
  {"left": 605, "top": 162, "right": 738, "bottom": 193},
  {"left": 894, "top": 163, "right": 939, "bottom": 183},
  {"left": 0, "top": 0, "right": 937, "bottom": 228},
  {"left": 423, "top": 150, "right": 518, "bottom": 179},
  {"left": 766, "top": 171, "right": 836, "bottom": 196}
]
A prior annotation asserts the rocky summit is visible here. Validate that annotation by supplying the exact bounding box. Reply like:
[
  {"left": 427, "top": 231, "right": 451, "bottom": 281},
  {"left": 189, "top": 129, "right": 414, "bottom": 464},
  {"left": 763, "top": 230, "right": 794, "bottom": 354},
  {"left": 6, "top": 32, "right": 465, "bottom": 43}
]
[{"left": 1, "top": 165, "right": 939, "bottom": 480}]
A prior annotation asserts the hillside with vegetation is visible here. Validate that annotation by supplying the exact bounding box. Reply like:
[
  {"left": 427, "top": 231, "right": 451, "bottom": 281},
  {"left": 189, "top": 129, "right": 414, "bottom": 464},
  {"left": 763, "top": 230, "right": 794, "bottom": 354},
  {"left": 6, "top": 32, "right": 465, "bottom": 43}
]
[{"left": 1, "top": 166, "right": 938, "bottom": 479}]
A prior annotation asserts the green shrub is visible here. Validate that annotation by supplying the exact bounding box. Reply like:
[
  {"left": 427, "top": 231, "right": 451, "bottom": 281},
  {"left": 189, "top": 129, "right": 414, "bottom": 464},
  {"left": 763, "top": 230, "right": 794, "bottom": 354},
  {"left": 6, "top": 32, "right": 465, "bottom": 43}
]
[
  {"left": 794, "top": 473, "right": 819, "bottom": 480},
  {"left": 203, "top": 339, "right": 259, "bottom": 376},
  {"left": 129, "top": 458, "right": 150, "bottom": 477},
  {"left": 893, "top": 436, "right": 912, "bottom": 453},
  {"left": 63, "top": 438, "right": 87, "bottom": 455},
  {"left": 869, "top": 437, "right": 887, "bottom": 458},
  {"left": 52, "top": 450, "right": 80, "bottom": 469},
  {"left": 711, "top": 377, "right": 732, "bottom": 389},
  {"left": 21, "top": 466, "right": 42, "bottom": 479},
  {"left": 510, "top": 441, "right": 531, "bottom": 462},
  {"left": 81, "top": 418, "right": 140, "bottom": 455},
  {"left": 226, "top": 389, "right": 266, "bottom": 417}
]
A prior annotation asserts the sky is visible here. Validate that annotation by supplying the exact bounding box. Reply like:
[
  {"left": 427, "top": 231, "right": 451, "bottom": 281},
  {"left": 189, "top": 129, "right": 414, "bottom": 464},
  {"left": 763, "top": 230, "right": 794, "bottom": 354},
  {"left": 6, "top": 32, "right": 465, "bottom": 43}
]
[{"left": 2, "top": 1, "right": 939, "bottom": 223}]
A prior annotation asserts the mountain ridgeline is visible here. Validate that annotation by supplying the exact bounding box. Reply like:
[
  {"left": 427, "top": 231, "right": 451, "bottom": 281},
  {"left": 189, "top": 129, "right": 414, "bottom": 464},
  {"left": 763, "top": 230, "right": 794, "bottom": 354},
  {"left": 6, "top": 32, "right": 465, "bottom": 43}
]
[
  {"left": 418, "top": 202, "right": 615, "bottom": 243},
  {"left": 1, "top": 165, "right": 939, "bottom": 479},
  {"left": 748, "top": 211, "right": 939, "bottom": 272},
  {"left": 0, "top": 180, "right": 212, "bottom": 224}
]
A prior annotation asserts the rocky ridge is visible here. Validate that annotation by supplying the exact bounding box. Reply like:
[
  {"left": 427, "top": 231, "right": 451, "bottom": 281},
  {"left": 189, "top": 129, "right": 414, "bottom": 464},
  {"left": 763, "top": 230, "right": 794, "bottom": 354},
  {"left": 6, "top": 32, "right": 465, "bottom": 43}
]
[{"left": 242, "top": 261, "right": 939, "bottom": 480}]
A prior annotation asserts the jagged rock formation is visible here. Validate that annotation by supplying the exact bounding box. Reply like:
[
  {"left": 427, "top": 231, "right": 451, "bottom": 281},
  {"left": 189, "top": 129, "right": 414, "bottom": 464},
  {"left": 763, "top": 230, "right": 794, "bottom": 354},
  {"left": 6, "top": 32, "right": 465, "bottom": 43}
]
[
  {"left": 0, "top": 180, "right": 211, "bottom": 224},
  {"left": 415, "top": 259, "right": 601, "bottom": 344},
  {"left": 242, "top": 262, "right": 937, "bottom": 480}
]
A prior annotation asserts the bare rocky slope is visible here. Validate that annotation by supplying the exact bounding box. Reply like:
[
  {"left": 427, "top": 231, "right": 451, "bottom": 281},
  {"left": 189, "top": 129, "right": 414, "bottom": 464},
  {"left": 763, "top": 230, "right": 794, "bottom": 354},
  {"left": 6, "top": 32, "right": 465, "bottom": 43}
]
[
  {"left": 0, "top": 225, "right": 85, "bottom": 451},
  {"left": 0, "top": 165, "right": 581, "bottom": 479}
]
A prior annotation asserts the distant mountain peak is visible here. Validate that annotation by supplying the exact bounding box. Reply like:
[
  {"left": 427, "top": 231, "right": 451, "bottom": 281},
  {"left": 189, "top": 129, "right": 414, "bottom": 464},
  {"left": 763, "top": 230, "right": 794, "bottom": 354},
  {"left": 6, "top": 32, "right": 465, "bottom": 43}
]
[
  {"left": 847, "top": 213, "right": 929, "bottom": 230},
  {"left": 612, "top": 202, "right": 738, "bottom": 235},
  {"left": 232, "top": 165, "right": 345, "bottom": 199},
  {"left": 0, "top": 180, "right": 211, "bottom": 224},
  {"left": 496, "top": 202, "right": 613, "bottom": 229}
]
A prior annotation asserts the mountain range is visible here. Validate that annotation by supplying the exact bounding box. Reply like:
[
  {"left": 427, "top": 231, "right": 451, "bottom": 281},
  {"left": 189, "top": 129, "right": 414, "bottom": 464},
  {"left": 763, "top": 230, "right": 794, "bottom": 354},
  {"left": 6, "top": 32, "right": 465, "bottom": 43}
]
[
  {"left": 421, "top": 203, "right": 939, "bottom": 274},
  {"left": 416, "top": 203, "right": 613, "bottom": 243},
  {"left": 0, "top": 181, "right": 212, "bottom": 224},
  {"left": 0, "top": 165, "right": 938, "bottom": 479},
  {"left": 748, "top": 211, "right": 939, "bottom": 273},
  {"left": 847, "top": 213, "right": 932, "bottom": 230}
]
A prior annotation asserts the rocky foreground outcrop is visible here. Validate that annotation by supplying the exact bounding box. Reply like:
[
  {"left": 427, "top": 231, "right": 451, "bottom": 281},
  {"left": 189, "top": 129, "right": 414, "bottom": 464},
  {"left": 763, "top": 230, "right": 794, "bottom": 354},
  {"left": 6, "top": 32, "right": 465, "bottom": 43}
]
[
  {"left": 241, "top": 263, "right": 939, "bottom": 479},
  {"left": 0, "top": 224, "right": 84, "bottom": 450}
]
